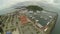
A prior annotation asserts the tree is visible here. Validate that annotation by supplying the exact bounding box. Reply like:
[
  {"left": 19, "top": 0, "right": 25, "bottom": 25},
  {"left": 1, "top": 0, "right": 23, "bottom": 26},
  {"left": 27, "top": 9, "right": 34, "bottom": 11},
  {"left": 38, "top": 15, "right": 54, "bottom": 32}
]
[{"left": 26, "top": 5, "right": 43, "bottom": 12}]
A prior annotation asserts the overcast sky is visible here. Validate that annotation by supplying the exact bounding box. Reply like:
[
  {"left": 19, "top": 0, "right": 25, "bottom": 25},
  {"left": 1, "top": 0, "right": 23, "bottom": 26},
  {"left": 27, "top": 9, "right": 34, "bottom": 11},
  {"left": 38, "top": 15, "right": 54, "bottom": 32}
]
[
  {"left": 0, "top": 0, "right": 60, "bottom": 11},
  {"left": 0, "top": 0, "right": 30, "bottom": 10},
  {"left": 0, "top": 0, "right": 55, "bottom": 10}
]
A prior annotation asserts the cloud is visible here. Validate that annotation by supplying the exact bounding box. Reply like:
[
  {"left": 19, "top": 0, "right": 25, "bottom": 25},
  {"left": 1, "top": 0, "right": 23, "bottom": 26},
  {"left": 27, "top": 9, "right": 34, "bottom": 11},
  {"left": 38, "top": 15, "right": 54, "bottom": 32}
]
[
  {"left": 0, "top": 0, "right": 56, "bottom": 10},
  {"left": 0, "top": 0, "right": 29, "bottom": 10}
]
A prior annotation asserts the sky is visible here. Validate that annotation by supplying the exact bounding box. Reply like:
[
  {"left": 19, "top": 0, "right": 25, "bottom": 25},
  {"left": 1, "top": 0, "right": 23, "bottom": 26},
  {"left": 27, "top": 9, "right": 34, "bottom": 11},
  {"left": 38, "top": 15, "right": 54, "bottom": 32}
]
[
  {"left": 0, "top": 0, "right": 30, "bottom": 10},
  {"left": 0, "top": 0, "right": 55, "bottom": 10},
  {"left": 0, "top": 0, "right": 60, "bottom": 34},
  {"left": 0, "top": 0, "right": 60, "bottom": 14}
]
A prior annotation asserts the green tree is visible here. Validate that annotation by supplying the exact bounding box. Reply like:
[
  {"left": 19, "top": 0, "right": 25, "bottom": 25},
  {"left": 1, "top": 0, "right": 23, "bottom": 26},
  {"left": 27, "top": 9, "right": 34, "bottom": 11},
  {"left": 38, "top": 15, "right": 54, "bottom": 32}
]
[{"left": 26, "top": 5, "right": 43, "bottom": 12}]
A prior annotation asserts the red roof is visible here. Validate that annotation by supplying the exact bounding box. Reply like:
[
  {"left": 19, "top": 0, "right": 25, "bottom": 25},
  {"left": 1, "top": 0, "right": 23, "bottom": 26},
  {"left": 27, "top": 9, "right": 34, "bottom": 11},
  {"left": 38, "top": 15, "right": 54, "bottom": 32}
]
[{"left": 19, "top": 15, "right": 28, "bottom": 24}]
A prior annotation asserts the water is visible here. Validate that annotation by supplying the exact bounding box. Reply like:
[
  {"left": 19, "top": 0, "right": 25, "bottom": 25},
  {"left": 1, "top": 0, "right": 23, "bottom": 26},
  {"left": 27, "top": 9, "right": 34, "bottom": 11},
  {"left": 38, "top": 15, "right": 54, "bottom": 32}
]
[
  {"left": 0, "top": 1, "right": 60, "bottom": 34},
  {"left": 42, "top": 5, "right": 60, "bottom": 34}
]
